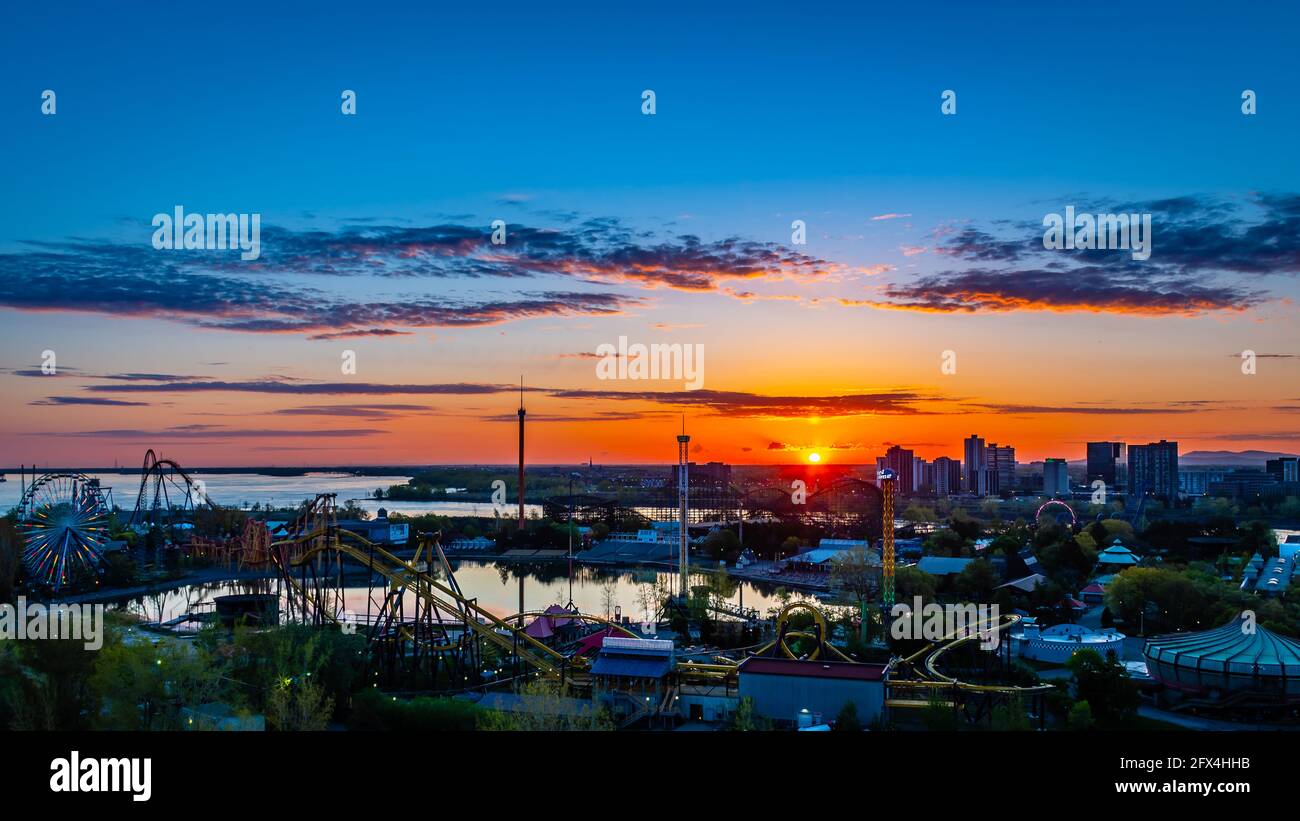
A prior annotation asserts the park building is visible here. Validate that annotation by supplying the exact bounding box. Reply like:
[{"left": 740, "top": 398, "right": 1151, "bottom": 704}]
[
  {"left": 1009, "top": 622, "right": 1126, "bottom": 665},
  {"left": 736, "top": 657, "right": 888, "bottom": 728},
  {"left": 1143, "top": 615, "right": 1300, "bottom": 710},
  {"left": 1239, "top": 553, "right": 1294, "bottom": 597},
  {"left": 336, "top": 508, "right": 410, "bottom": 546}
]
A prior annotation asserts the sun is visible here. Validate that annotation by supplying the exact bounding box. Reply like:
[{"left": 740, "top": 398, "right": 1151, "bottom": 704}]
[{"left": 807, "top": 452, "right": 822, "bottom": 463}]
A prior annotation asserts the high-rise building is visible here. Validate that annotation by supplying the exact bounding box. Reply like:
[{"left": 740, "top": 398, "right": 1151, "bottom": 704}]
[
  {"left": 1128, "top": 440, "right": 1179, "bottom": 502},
  {"left": 882, "top": 445, "right": 916, "bottom": 494},
  {"left": 963, "top": 435, "right": 987, "bottom": 496},
  {"left": 1043, "top": 458, "right": 1070, "bottom": 498},
  {"left": 987, "top": 443, "right": 1017, "bottom": 493},
  {"left": 933, "top": 457, "right": 962, "bottom": 496},
  {"left": 1266, "top": 457, "right": 1300, "bottom": 484},
  {"left": 1087, "top": 442, "right": 1127, "bottom": 491},
  {"left": 914, "top": 456, "right": 934, "bottom": 494}
]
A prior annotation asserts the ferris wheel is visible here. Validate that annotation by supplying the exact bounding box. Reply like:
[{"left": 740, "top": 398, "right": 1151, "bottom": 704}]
[{"left": 17, "top": 473, "right": 111, "bottom": 591}]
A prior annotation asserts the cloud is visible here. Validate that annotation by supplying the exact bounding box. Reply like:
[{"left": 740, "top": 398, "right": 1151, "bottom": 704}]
[
  {"left": 34, "top": 427, "right": 384, "bottom": 439},
  {"left": 0, "top": 217, "right": 851, "bottom": 337},
  {"left": 856, "top": 194, "right": 1298, "bottom": 316},
  {"left": 871, "top": 213, "right": 912, "bottom": 221},
  {"left": 30, "top": 396, "right": 149, "bottom": 406},
  {"left": 965, "top": 403, "right": 1201, "bottom": 415},
  {"left": 852, "top": 266, "right": 1263, "bottom": 316},
  {"left": 88, "top": 380, "right": 520, "bottom": 396},
  {"left": 270, "top": 404, "right": 431, "bottom": 420},
  {"left": 545, "top": 388, "right": 938, "bottom": 418}
]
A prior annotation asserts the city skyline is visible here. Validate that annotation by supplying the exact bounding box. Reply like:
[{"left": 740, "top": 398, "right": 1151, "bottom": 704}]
[{"left": 3, "top": 3, "right": 1299, "bottom": 467}]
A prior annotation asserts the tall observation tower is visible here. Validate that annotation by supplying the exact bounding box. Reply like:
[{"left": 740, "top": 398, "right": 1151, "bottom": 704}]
[
  {"left": 517, "top": 377, "right": 526, "bottom": 530},
  {"left": 676, "top": 419, "right": 690, "bottom": 599},
  {"left": 878, "top": 468, "right": 897, "bottom": 616}
]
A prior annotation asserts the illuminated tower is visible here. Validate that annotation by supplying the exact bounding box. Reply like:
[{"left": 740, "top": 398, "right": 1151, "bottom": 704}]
[
  {"left": 677, "top": 419, "right": 690, "bottom": 599},
  {"left": 517, "top": 377, "right": 526, "bottom": 530},
  {"left": 878, "top": 468, "right": 896, "bottom": 614}
]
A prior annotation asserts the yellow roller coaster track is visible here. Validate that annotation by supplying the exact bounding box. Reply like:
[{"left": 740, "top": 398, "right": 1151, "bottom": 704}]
[
  {"left": 891, "top": 613, "right": 1054, "bottom": 696},
  {"left": 270, "top": 528, "right": 645, "bottom": 682}
]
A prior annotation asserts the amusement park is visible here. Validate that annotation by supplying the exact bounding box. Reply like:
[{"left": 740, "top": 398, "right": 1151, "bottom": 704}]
[{"left": 5, "top": 406, "right": 1300, "bottom": 739}]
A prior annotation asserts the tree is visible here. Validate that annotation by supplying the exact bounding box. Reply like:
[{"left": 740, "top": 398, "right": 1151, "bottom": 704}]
[
  {"left": 922, "top": 691, "right": 958, "bottom": 731},
  {"left": 1067, "top": 649, "right": 1139, "bottom": 725},
  {"left": 477, "top": 678, "right": 613, "bottom": 731},
  {"left": 600, "top": 577, "right": 620, "bottom": 620},
  {"left": 990, "top": 693, "right": 1031, "bottom": 731},
  {"left": 830, "top": 547, "right": 879, "bottom": 641},
  {"left": 703, "top": 527, "right": 740, "bottom": 561},
  {"left": 729, "top": 696, "right": 769, "bottom": 731},
  {"left": 265, "top": 676, "right": 334, "bottom": 731},
  {"left": 0, "top": 520, "right": 20, "bottom": 605},
  {"left": 895, "top": 565, "right": 937, "bottom": 601},
  {"left": 779, "top": 536, "right": 804, "bottom": 558},
  {"left": 954, "top": 559, "right": 998, "bottom": 601},
  {"left": 902, "top": 503, "right": 937, "bottom": 524},
  {"left": 91, "top": 636, "right": 222, "bottom": 730},
  {"left": 1067, "top": 700, "right": 1095, "bottom": 730},
  {"left": 833, "top": 701, "right": 863, "bottom": 732}
]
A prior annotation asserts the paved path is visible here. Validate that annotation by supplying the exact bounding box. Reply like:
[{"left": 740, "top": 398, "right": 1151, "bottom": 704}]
[{"left": 1137, "top": 705, "right": 1300, "bottom": 731}]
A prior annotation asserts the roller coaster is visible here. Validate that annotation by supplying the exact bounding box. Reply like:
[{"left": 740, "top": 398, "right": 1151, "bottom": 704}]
[
  {"left": 886, "top": 612, "right": 1054, "bottom": 725},
  {"left": 129, "top": 449, "right": 219, "bottom": 540}
]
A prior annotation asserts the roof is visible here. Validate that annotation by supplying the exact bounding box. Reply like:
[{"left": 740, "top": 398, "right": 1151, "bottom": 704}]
[
  {"left": 738, "top": 657, "right": 886, "bottom": 681},
  {"left": 1097, "top": 546, "right": 1139, "bottom": 565},
  {"left": 997, "top": 573, "right": 1047, "bottom": 592},
  {"left": 590, "top": 655, "right": 673, "bottom": 678},
  {"left": 572, "top": 626, "right": 622, "bottom": 656},
  {"left": 590, "top": 638, "right": 673, "bottom": 679},
  {"left": 916, "top": 556, "right": 973, "bottom": 576},
  {"left": 1080, "top": 583, "right": 1106, "bottom": 594},
  {"left": 523, "top": 605, "right": 578, "bottom": 638},
  {"left": 1143, "top": 615, "right": 1300, "bottom": 676},
  {"left": 797, "top": 546, "right": 879, "bottom": 566}
]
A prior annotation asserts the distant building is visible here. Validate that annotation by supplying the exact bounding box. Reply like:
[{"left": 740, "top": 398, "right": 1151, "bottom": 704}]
[
  {"left": 591, "top": 637, "right": 676, "bottom": 723},
  {"left": 1097, "top": 543, "right": 1139, "bottom": 568},
  {"left": 1179, "top": 468, "right": 1225, "bottom": 496},
  {"left": 1239, "top": 553, "right": 1294, "bottom": 597},
  {"left": 1209, "top": 469, "right": 1278, "bottom": 499},
  {"left": 916, "top": 556, "right": 975, "bottom": 577},
  {"left": 1043, "top": 458, "right": 1070, "bottom": 498},
  {"left": 1266, "top": 457, "right": 1300, "bottom": 484},
  {"left": 914, "top": 456, "right": 933, "bottom": 494},
  {"left": 737, "top": 657, "right": 887, "bottom": 727},
  {"left": 336, "top": 510, "right": 409, "bottom": 545},
  {"left": 881, "top": 445, "right": 916, "bottom": 494},
  {"left": 932, "top": 456, "right": 962, "bottom": 497},
  {"left": 1087, "top": 442, "right": 1127, "bottom": 491},
  {"left": 1128, "top": 440, "right": 1179, "bottom": 502},
  {"left": 987, "top": 443, "right": 1017, "bottom": 494},
  {"left": 1010, "top": 623, "right": 1126, "bottom": 664},
  {"left": 963, "top": 435, "right": 987, "bottom": 496}
]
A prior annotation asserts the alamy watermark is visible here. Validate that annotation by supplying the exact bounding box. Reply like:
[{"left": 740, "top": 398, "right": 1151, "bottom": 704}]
[
  {"left": 0, "top": 597, "right": 104, "bottom": 650},
  {"left": 1043, "top": 205, "right": 1151, "bottom": 261},
  {"left": 890, "top": 597, "right": 1000, "bottom": 650},
  {"left": 152, "top": 206, "right": 261, "bottom": 261},
  {"left": 595, "top": 336, "right": 704, "bottom": 390}
]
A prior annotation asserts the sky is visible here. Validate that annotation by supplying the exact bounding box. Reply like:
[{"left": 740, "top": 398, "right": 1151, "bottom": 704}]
[{"left": 1, "top": 1, "right": 1298, "bottom": 467}]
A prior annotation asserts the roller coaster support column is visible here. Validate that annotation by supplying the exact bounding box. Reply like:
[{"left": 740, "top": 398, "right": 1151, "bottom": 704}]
[{"left": 878, "top": 469, "right": 897, "bottom": 621}]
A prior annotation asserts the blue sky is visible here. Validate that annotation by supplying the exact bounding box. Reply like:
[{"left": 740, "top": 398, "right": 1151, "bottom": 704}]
[{"left": 2, "top": 2, "right": 1298, "bottom": 466}]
